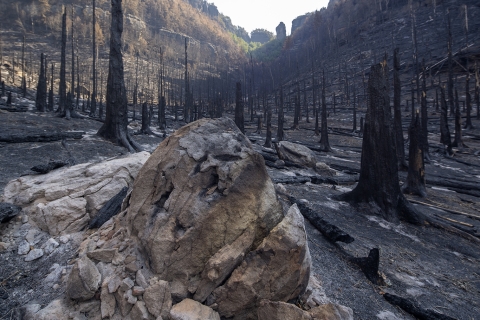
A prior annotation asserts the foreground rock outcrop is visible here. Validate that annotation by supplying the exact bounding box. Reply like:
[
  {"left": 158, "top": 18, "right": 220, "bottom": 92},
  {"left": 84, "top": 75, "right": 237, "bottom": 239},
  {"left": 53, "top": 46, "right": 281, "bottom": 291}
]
[
  {"left": 12, "top": 118, "right": 353, "bottom": 319},
  {"left": 57, "top": 117, "right": 311, "bottom": 319},
  {"left": 2, "top": 152, "right": 149, "bottom": 235}
]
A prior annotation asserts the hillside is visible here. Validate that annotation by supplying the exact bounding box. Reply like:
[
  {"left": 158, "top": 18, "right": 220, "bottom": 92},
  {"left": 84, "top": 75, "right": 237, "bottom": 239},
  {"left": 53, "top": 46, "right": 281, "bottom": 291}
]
[{"left": 0, "top": 0, "right": 247, "bottom": 98}]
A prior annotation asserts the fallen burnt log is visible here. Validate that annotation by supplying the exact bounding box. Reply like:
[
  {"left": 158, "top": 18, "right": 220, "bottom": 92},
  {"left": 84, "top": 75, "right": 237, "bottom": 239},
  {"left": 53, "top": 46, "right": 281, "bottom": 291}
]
[
  {"left": 88, "top": 186, "right": 128, "bottom": 229},
  {"left": 0, "top": 131, "right": 85, "bottom": 143},
  {"left": 288, "top": 196, "right": 383, "bottom": 284},
  {"left": 258, "top": 151, "right": 304, "bottom": 169},
  {"left": 0, "top": 106, "right": 28, "bottom": 112},
  {"left": 289, "top": 195, "right": 354, "bottom": 244},
  {"left": 31, "top": 160, "right": 73, "bottom": 174},
  {"left": 383, "top": 293, "right": 456, "bottom": 320},
  {"left": 311, "top": 175, "right": 359, "bottom": 186},
  {"left": 271, "top": 176, "right": 312, "bottom": 184}
]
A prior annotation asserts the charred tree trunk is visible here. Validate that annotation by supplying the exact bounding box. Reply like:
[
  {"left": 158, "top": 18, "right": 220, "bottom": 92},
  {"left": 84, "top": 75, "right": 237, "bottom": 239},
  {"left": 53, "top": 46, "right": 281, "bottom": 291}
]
[
  {"left": 140, "top": 102, "right": 150, "bottom": 134},
  {"left": 304, "top": 80, "right": 309, "bottom": 123},
  {"left": 420, "top": 60, "right": 430, "bottom": 161},
  {"left": 394, "top": 49, "right": 407, "bottom": 170},
  {"left": 48, "top": 63, "right": 54, "bottom": 111},
  {"left": 452, "top": 88, "right": 465, "bottom": 148},
  {"left": 402, "top": 112, "right": 426, "bottom": 197},
  {"left": 158, "top": 96, "right": 166, "bottom": 130},
  {"left": 335, "top": 63, "right": 424, "bottom": 225},
  {"left": 235, "top": 82, "right": 245, "bottom": 134},
  {"left": 352, "top": 85, "right": 357, "bottom": 132},
  {"left": 90, "top": 0, "right": 97, "bottom": 117},
  {"left": 277, "top": 86, "right": 284, "bottom": 142},
  {"left": 439, "top": 86, "right": 453, "bottom": 155},
  {"left": 476, "top": 62, "right": 480, "bottom": 120},
  {"left": 97, "top": 0, "right": 142, "bottom": 153},
  {"left": 264, "top": 105, "right": 272, "bottom": 148},
  {"left": 21, "top": 35, "right": 26, "bottom": 98},
  {"left": 35, "top": 53, "right": 47, "bottom": 112},
  {"left": 58, "top": 8, "right": 67, "bottom": 116},
  {"left": 447, "top": 10, "right": 455, "bottom": 116},
  {"left": 319, "top": 70, "right": 331, "bottom": 152},
  {"left": 464, "top": 75, "right": 473, "bottom": 129}
]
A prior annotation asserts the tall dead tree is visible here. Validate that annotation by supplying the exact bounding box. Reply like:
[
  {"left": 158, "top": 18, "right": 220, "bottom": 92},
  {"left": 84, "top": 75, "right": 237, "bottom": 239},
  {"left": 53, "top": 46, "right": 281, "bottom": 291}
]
[
  {"left": 235, "top": 82, "right": 245, "bottom": 134},
  {"left": 58, "top": 7, "right": 67, "bottom": 116},
  {"left": 90, "top": 0, "right": 97, "bottom": 117},
  {"left": 464, "top": 74, "right": 473, "bottom": 129},
  {"left": 439, "top": 85, "right": 453, "bottom": 155},
  {"left": 97, "top": 0, "right": 142, "bottom": 152},
  {"left": 35, "top": 53, "right": 47, "bottom": 112},
  {"left": 277, "top": 86, "right": 284, "bottom": 141},
  {"left": 158, "top": 47, "right": 166, "bottom": 130},
  {"left": 48, "top": 63, "right": 54, "bottom": 111},
  {"left": 71, "top": 6, "right": 75, "bottom": 102},
  {"left": 335, "top": 63, "right": 424, "bottom": 225},
  {"left": 21, "top": 36, "right": 27, "bottom": 97},
  {"left": 447, "top": 10, "right": 455, "bottom": 116},
  {"left": 264, "top": 102, "right": 272, "bottom": 148},
  {"left": 352, "top": 85, "right": 357, "bottom": 132},
  {"left": 393, "top": 49, "right": 407, "bottom": 169},
  {"left": 476, "top": 62, "right": 480, "bottom": 120},
  {"left": 402, "top": 112, "right": 426, "bottom": 198},
  {"left": 420, "top": 60, "right": 430, "bottom": 160},
  {"left": 452, "top": 88, "right": 465, "bottom": 148},
  {"left": 319, "top": 69, "right": 331, "bottom": 152}
]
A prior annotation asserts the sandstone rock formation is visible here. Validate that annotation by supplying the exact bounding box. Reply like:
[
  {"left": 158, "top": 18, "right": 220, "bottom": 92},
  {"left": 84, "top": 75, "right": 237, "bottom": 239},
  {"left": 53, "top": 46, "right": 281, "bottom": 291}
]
[
  {"left": 2, "top": 152, "right": 149, "bottom": 235},
  {"left": 276, "top": 22, "right": 287, "bottom": 40},
  {"left": 16, "top": 118, "right": 355, "bottom": 320}
]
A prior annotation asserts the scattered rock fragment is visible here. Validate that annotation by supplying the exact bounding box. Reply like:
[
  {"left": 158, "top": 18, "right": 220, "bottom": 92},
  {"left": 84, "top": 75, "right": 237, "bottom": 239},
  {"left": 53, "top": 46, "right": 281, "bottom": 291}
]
[
  {"left": 170, "top": 298, "right": 220, "bottom": 320},
  {"left": 66, "top": 255, "right": 101, "bottom": 301}
]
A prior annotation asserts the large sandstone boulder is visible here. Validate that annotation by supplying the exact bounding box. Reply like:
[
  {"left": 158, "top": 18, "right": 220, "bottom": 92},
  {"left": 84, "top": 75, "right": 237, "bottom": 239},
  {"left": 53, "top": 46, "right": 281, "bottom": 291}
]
[
  {"left": 3, "top": 152, "right": 149, "bottom": 235},
  {"left": 46, "top": 118, "right": 312, "bottom": 319},
  {"left": 126, "top": 117, "right": 284, "bottom": 300},
  {"left": 277, "top": 141, "right": 317, "bottom": 168}
]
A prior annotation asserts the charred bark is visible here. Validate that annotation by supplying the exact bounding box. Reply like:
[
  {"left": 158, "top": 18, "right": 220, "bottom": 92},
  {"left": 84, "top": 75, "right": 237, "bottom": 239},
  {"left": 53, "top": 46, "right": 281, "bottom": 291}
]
[
  {"left": 235, "top": 82, "right": 244, "bottom": 134},
  {"left": 464, "top": 75, "right": 473, "bottom": 129},
  {"left": 264, "top": 105, "right": 272, "bottom": 148},
  {"left": 319, "top": 70, "right": 332, "bottom": 152},
  {"left": 35, "top": 53, "right": 47, "bottom": 112},
  {"left": 97, "top": 0, "right": 142, "bottom": 153},
  {"left": 420, "top": 60, "right": 430, "bottom": 161},
  {"left": 158, "top": 96, "right": 166, "bottom": 130},
  {"left": 384, "top": 293, "right": 456, "bottom": 320},
  {"left": 439, "top": 86, "right": 453, "bottom": 155},
  {"left": 335, "top": 63, "right": 424, "bottom": 225},
  {"left": 277, "top": 86, "right": 284, "bottom": 141},
  {"left": 289, "top": 196, "right": 354, "bottom": 244},
  {"left": 393, "top": 48, "right": 407, "bottom": 170},
  {"left": 31, "top": 160, "right": 71, "bottom": 174},
  {"left": 90, "top": 0, "right": 97, "bottom": 117},
  {"left": 0, "top": 131, "right": 84, "bottom": 143},
  {"left": 58, "top": 8, "right": 67, "bottom": 116},
  {"left": 402, "top": 112, "right": 426, "bottom": 198},
  {"left": 48, "top": 63, "right": 54, "bottom": 111},
  {"left": 88, "top": 186, "right": 128, "bottom": 229},
  {"left": 452, "top": 88, "right": 465, "bottom": 148}
]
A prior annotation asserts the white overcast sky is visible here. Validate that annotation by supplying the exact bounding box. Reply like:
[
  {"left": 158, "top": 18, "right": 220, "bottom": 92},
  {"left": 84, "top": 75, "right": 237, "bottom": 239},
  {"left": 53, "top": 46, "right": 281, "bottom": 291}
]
[{"left": 212, "top": 0, "right": 331, "bottom": 35}]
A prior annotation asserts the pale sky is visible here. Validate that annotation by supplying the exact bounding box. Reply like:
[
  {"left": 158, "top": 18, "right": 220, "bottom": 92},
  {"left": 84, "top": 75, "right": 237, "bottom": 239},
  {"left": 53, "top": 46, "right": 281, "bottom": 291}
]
[{"left": 212, "top": 0, "right": 331, "bottom": 36}]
